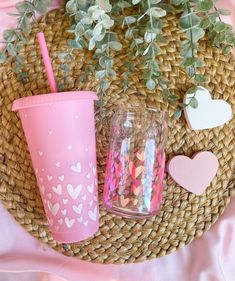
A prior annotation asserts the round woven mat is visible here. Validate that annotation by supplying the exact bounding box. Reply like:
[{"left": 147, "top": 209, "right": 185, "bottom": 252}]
[{"left": 0, "top": 9, "right": 235, "bottom": 264}]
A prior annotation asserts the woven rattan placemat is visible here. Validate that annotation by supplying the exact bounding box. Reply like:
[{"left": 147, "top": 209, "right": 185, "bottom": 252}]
[{"left": 0, "top": 9, "right": 235, "bottom": 264}]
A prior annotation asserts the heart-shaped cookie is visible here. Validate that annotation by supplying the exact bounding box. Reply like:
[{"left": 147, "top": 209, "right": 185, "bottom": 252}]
[
  {"left": 167, "top": 151, "right": 219, "bottom": 195},
  {"left": 184, "top": 86, "right": 232, "bottom": 130}
]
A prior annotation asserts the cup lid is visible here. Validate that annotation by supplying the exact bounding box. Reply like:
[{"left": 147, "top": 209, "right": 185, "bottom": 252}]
[{"left": 12, "top": 91, "right": 98, "bottom": 111}]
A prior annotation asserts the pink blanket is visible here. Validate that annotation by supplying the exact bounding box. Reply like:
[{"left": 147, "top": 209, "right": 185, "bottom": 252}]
[{"left": 0, "top": 1, "right": 235, "bottom": 280}]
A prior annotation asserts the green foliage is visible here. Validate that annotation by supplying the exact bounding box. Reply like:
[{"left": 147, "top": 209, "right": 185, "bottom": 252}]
[
  {"left": 0, "top": 0, "right": 52, "bottom": 81},
  {"left": 1, "top": 0, "right": 235, "bottom": 116}
]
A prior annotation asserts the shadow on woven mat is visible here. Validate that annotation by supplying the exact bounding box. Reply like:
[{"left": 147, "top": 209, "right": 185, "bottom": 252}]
[{"left": 0, "top": 9, "right": 235, "bottom": 264}]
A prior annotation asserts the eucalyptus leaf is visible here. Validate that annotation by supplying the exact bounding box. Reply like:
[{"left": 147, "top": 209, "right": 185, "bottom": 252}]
[
  {"left": 146, "top": 79, "right": 156, "bottom": 90},
  {"left": 35, "top": 1, "right": 50, "bottom": 14},
  {"left": 60, "top": 63, "right": 70, "bottom": 72},
  {"left": 101, "top": 14, "right": 114, "bottom": 29},
  {"left": 214, "top": 22, "right": 227, "bottom": 33},
  {"left": 197, "top": 0, "right": 213, "bottom": 12},
  {"left": 150, "top": 0, "right": 161, "bottom": 4},
  {"left": 195, "top": 74, "right": 206, "bottom": 83},
  {"left": 144, "top": 32, "right": 156, "bottom": 43},
  {"left": 132, "top": 0, "right": 141, "bottom": 5},
  {"left": 0, "top": 52, "right": 7, "bottom": 64},
  {"left": 89, "top": 38, "right": 96, "bottom": 50},
  {"left": 124, "top": 16, "right": 136, "bottom": 25},
  {"left": 158, "top": 3, "right": 175, "bottom": 13},
  {"left": 21, "top": 16, "right": 31, "bottom": 33},
  {"left": 108, "top": 41, "right": 122, "bottom": 51},
  {"left": 67, "top": 39, "right": 82, "bottom": 49},
  {"left": 107, "top": 68, "right": 116, "bottom": 78},
  {"left": 66, "top": 0, "right": 77, "bottom": 14},
  {"left": 91, "top": 8, "right": 105, "bottom": 21},
  {"left": 96, "top": 70, "right": 106, "bottom": 79},
  {"left": 3, "top": 30, "right": 18, "bottom": 42},
  {"left": 174, "top": 109, "right": 182, "bottom": 119},
  {"left": 99, "top": 79, "right": 111, "bottom": 91},
  {"left": 93, "top": 23, "right": 103, "bottom": 36},
  {"left": 180, "top": 12, "right": 200, "bottom": 30},
  {"left": 170, "top": 0, "right": 185, "bottom": 6},
  {"left": 226, "top": 34, "right": 235, "bottom": 45},
  {"left": 186, "top": 27, "right": 205, "bottom": 42},
  {"left": 6, "top": 43, "right": 18, "bottom": 56},
  {"left": 97, "top": 0, "right": 112, "bottom": 13},
  {"left": 218, "top": 9, "right": 232, "bottom": 16},
  {"left": 148, "top": 7, "right": 167, "bottom": 18},
  {"left": 200, "top": 18, "right": 210, "bottom": 29},
  {"left": 163, "top": 88, "right": 170, "bottom": 100},
  {"left": 189, "top": 97, "right": 198, "bottom": 108},
  {"left": 16, "top": 1, "right": 34, "bottom": 14},
  {"left": 187, "top": 86, "right": 197, "bottom": 95},
  {"left": 183, "top": 57, "right": 197, "bottom": 67}
]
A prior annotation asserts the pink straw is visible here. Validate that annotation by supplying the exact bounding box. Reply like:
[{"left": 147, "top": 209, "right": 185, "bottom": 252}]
[{"left": 37, "top": 32, "right": 57, "bottom": 93}]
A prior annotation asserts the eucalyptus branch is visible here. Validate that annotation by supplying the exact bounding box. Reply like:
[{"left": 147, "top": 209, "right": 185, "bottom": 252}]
[
  {"left": 0, "top": 0, "right": 52, "bottom": 79},
  {"left": 1, "top": 0, "right": 235, "bottom": 118}
]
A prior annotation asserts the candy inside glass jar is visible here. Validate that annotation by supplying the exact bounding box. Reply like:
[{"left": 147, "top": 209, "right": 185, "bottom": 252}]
[{"left": 103, "top": 107, "right": 168, "bottom": 219}]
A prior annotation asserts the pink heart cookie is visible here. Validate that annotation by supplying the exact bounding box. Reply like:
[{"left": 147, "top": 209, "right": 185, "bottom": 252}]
[{"left": 167, "top": 151, "right": 219, "bottom": 195}]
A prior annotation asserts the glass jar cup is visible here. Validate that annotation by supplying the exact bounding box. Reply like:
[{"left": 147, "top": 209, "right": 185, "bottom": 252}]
[{"left": 103, "top": 107, "right": 168, "bottom": 219}]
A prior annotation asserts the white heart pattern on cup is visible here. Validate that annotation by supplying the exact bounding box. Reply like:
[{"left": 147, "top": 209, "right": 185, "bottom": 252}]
[
  {"left": 87, "top": 184, "right": 94, "bottom": 194},
  {"left": 82, "top": 195, "right": 87, "bottom": 201},
  {"left": 184, "top": 86, "right": 232, "bottom": 130},
  {"left": 38, "top": 151, "right": 43, "bottom": 156},
  {"left": 63, "top": 198, "right": 68, "bottom": 205},
  {"left": 86, "top": 173, "right": 91, "bottom": 179},
  {"left": 58, "top": 175, "right": 64, "bottom": 182},
  {"left": 52, "top": 184, "right": 62, "bottom": 195},
  {"left": 47, "top": 201, "right": 60, "bottom": 216},
  {"left": 65, "top": 217, "right": 75, "bottom": 228},
  {"left": 89, "top": 200, "right": 93, "bottom": 206},
  {"left": 61, "top": 209, "right": 67, "bottom": 215},
  {"left": 47, "top": 175, "right": 53, "bottom": 181},
  {"left": 55, "top": 162, "right": 60, "bottom": 167},
  {"left": 72, "top": 204, "right": 83, "bottom": 214},
  {"left": 67, "top": 184, "right": 82, "bottom": 200},
  {"left": 88, "top": 206, "right": 98, "bottom": 221},
  {"left": 92, "top": 166, "right": 96, "bottom": 175},
  {"left": 83, "top": 221, "right": 88, "bottom": 226},
  {"left": 89, "top": 162, "right": 92, "bottom": 168},
  {"left": 77, "top": 217, "right": 83, "bottom": 223},
  {"left": 58, "top": 218, "right": 63, "bottom": 225},
  {"left": 71, "top": 162, "right": 81, "bottom": 173}
]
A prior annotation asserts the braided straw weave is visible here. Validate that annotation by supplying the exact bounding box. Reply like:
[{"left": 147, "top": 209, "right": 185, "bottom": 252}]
[{"left": 0, "top": 9, "right": 235, "bottom": 264}]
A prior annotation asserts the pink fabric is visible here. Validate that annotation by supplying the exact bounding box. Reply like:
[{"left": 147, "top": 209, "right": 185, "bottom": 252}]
[{"left": 1, "top": 1, "right": 235, "bottom": 281}]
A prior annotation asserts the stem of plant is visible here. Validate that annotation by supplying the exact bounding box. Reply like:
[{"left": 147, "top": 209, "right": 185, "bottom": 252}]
[{"left": 187, "top": 2, "right": 196, "bottom": 79}]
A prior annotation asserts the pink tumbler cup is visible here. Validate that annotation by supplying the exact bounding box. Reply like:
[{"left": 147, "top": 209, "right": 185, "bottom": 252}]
[{"left": 12, "top": 91, "right": 99, "bottom": 243}]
